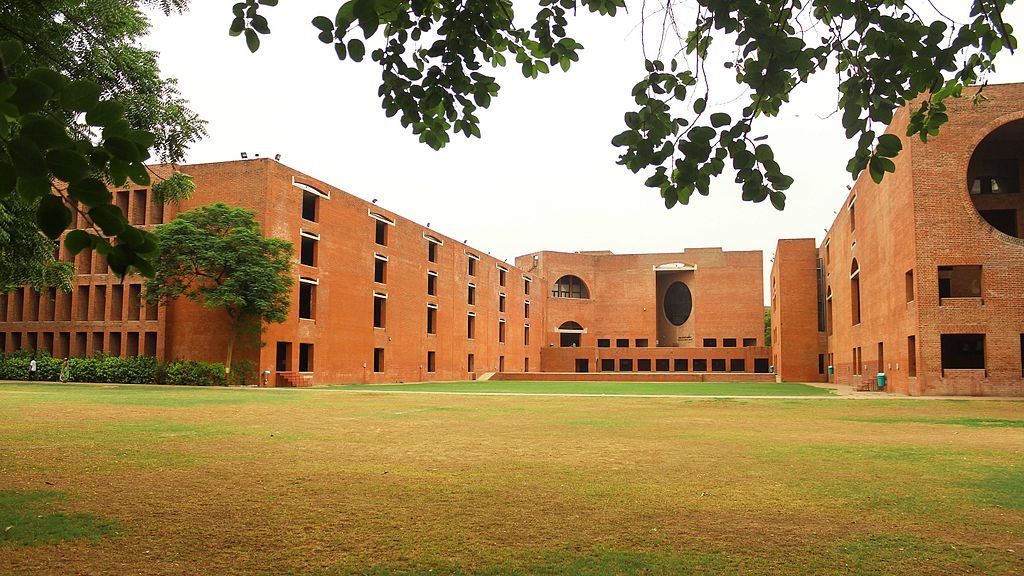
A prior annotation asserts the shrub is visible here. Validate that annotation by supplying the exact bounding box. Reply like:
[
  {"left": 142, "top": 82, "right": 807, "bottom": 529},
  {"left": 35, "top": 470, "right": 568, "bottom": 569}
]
[
  {"left": 230, "top": 359, "right": 258, "bottom": 386},
  {"left": 165, "top": 360, "right": 227, "bottom": 387}
]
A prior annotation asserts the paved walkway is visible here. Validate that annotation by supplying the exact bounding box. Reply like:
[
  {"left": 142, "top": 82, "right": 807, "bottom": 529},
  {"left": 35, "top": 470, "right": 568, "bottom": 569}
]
[{"left": 2, "top": 380, "right": 1022, "bottom": 401}]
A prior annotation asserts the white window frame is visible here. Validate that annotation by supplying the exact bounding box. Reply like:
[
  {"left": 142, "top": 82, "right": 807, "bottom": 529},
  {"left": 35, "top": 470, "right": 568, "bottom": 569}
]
[
  {"left": 369, "top": 211, "right": 395, "bottom": 225},
  {"left": 293, "top": 179, "right": 330, "bottom": 199}
]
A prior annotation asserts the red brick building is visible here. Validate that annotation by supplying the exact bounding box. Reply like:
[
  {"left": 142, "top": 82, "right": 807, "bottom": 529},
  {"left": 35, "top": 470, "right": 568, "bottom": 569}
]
[
  {"left": 772, "top": 83, "right": 1024, "bottom": 396},
  {"left": 515, "top": 249, "right": 771, "bottom": 376},
  {"left": 0, "top": 160, "right": 544, "bottom": 385},
  {"left": 0, "top": 160, "right": 774, "bottom": 385}
]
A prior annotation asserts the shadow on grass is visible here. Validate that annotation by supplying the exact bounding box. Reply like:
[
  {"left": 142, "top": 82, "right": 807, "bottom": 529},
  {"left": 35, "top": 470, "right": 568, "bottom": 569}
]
[{"left": 0, "top": 491, "right": 116, "bottom": 546}]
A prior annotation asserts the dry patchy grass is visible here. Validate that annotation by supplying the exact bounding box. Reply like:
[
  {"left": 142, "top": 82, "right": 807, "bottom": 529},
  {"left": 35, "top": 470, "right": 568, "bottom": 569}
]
[{"left": 0, "top": 383, "right": 1021, "bottom": 575}]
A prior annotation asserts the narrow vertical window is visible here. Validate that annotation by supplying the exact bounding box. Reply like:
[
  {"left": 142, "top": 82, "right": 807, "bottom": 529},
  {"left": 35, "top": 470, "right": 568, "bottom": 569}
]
[
  {"left": 850, "top": 259, "right": 861, "bottom": 325},
  {"left": 374, "top": 254, "right": 387, "bottom": 283},
  {"left": 467, "top": 313, "right": 475, "bottom": 339},
  {"left": 373, "top": 347, "right": 384, "bottom": 372},
  {"left": 299, "top": 343, "right": 314, "bottom": 372},
  {"left": 498, "top": 319, "right": 506, "bottom": 343},
  {"left": 299, "top": 279, "right": 317, "bottom": 320},
  {"left": 427, "top": 271, "right": 437, "bottom": 295},
  {"left": 908, "top": 335, "right": 917, "bottom": 377},
  {"left": 524, "top": 277, "right": 531, "bottom": 295},
  {"left": 467, "top": 254, "right": 478, "bottom": 276},
  {"left": 373, "top": 292, "right": 386, "bottom": 328},
  {"left": 300, "top": 232, "right": 319, "bottom": 267},
  {"left": 467, "top": 283, "right": 476, "bottom": 305},
  {"left": 426, "top": 304, "right": 437, "bottom": 335},
  {"left": 498, "top": 293, "right": 506, "bottom": 313},
  {"left": 905, "top": 269, "right": 914, "bottom": 302},
  {"left": 498, "top": 267, "right": 507, "bottom": 287},
  {"left": 427, "top": 351, "right": 436, "bottom": 373},
  {"left": 524, "top": 325, "right": 530, "bottom": 346},
  {"left": 524, "top": 300, "right": 530, "bottom": 318}
]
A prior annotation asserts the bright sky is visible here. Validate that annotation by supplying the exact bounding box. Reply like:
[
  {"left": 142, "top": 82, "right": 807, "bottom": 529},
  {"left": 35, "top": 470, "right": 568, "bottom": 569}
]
[{"left": 142, "top": 1, "right": 1024, "bottom": 303}]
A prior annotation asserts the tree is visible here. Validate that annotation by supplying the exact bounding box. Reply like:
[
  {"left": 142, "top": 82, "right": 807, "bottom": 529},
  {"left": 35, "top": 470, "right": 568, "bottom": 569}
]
[
  {"left": 234, "top": 0, "right": 1017, "bottom": 209},
  {"left": 144, "top": 203, "right": 293, "bottom": 376},
  {"left": 0, "top": 0, "right": 204, "bottom": 288},
  {"left": 764, "top": 307, "right": 772, "bottom": 347}
]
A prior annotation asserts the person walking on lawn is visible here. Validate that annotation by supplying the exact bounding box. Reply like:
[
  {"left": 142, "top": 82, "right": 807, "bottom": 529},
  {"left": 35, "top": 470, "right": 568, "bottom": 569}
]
[
  {"left": 28, "top": 357, "right": 37, "bottom": 381},
  {"left": 59, "top": 357, "right": 70, "bottom": 383}
]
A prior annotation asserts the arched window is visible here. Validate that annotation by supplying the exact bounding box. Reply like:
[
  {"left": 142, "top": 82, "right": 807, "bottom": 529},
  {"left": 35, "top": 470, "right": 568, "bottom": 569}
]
[
  {"left": 850, "top": 260, "right": 861, "bottom": 326},
  {"left": 551, "top": 275, "right": 590, "bottom": 299},
  {"left": 557, "top": 321, "right": 583, "bottom": 347}
]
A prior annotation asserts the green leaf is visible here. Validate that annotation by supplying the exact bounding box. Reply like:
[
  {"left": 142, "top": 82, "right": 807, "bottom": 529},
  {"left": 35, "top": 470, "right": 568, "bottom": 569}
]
[
  {"left": 334, "top": 42, "right": 347, "bottom": 59},
  {"left": 104, "top": 136, "right": 142, "bottom": 162},
  {"left": 64, "top": 229, "right": 92, "bottom": 256},
  {"left": 37, "top": 195, "right": 71, "bottom": 239},
  {"left": 20, "top": 116, "right": 72, "bottom": 150},
  {"left": 348, "top": 38, "right": 365, "bottom": 62},
  {"left": 89, "top": 204, "right": 127, "bottom": 236},
  {"left": 46, "top": 149, "right": 90, "bottom": 182},
  {"left": 128, "top": 129, "right": 157, "bottom": 149},
  {"left": 710, "top": 112, "right": 730, "bottom": 127},
  {"left": 8, "top": 137, "right": 47, "bottom": 177},
  {"left": 26, "top": 68, "right": 68, "bottom": 92},
  {"left": 126, "top": 162, "right": 151, "bottom": 186},
  {"left": 353, "top": 0, "right": 379, "bottom": 38},
  {"left": 245, "top": 28, "right": 261, "bottom": 52},
  {"left": 16, "top": 177, "right": 51, "bottom": 200},
  {"left": 61, "top": 80, "right": 102, "bottom": 113},
  {"left": 313, "top": 16, "right": 334, "bottom": 31},
  {"left": 85, "top": 100, "right": 125, "bottom": 127},
  {"left": 693, "top": 98, "right": 706, "bottom": 113},
  {"left": 251, "top": 15, "right": 270, "bottom": 34},
  {"left": 876, "top": 133, "right": 903, "bottom": 158},
  {"left": 9, "top": 78, "right": 53, "bottom": 113},
  {"left": 0, "top": 40, "right": 24, "bottom": 65},
  {"left": 68, "top": 178, "right": 113, "bottom": 206}
]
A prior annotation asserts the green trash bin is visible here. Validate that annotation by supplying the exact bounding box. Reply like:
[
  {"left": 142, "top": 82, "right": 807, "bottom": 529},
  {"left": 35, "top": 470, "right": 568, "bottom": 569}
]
[
  {"left": 827, "top": 365, "right": 834, "bottom": 376},
  {"left": 877, "top": 372, "right": 886, "bottom": 389}
]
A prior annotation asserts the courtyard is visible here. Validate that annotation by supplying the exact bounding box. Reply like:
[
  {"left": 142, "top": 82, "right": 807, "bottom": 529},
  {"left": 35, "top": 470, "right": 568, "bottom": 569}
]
[{"left": 0, "top": 382, "right": 1021, "bottom": 575}]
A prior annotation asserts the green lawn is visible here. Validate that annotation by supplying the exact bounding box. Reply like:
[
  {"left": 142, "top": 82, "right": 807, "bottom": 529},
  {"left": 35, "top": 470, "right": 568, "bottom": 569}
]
[
  {"left": 0, "top": 382, "right": 1021, "bottom": 575},
  {"left": 335, "top": 380, "right": 833, "bottom": 396}
]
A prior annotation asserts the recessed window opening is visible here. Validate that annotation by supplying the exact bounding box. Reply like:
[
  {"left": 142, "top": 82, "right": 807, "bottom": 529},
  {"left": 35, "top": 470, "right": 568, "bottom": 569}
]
[
  {"left": 276, "top": 342, "right": 292, "bottom": 371},
  {"left": 467, "top": 353, "right": 475, "bottom": 372},
  {"left": 426, "top": 305, "right": 437, "bottom": 334},
  {"left": 524, "top": 301, "right": 530, "bottom": 318},
  {"left": 558, "top": 321, "right": 583, "bottom": 347},
  {"left": 374, "top": 254, "right": 387, "bottom": 284},
  {"left": 938, "top": 265, "right": 982, "bottom": 299},
  {"left": 551, "top": 275, "right": 589, "bottom": 299},
  {"left": 498, "top": 319, "right": 506, "bottom": 343},
  {"left": 299, "top": 343, "right": 314, "bottom": 372},
  {"left": 826, "top": 286, "right": 833, "bottom": 335},
  {"left": 424, "top": 233, "right": 443, "bottom": 263},
  {"left": 498, "top": 293, "right": 506, "bottom": 313},
  {"left": 524, "top": 277, "right": 531, "bottom": 295},
  {"left": 941, "top": 333, "right": 985, "bottom": 370},
  {"left": 905, "top": 269, "right": 914, "bottom": 302},
  {"left": 616, "top": 338, "right": 629, "bottom": 348},
  {"left": 302, "top": 191, "right": 319, "bottom": 222},
  {"left": 524, "top": 325, "right": 530, "bottom": 346},
  {"left": 373, "top": 347, "right": 384, "bottom": 372},
  {"left": 635, "top": 339, "right": 649, "bottom": 348},
  {"left": 375, "top": 220, "right": 387, "bottom": 246},
  {"left": 850, "top": 260, "right": 861, "bottom": 325},
  {"left": 618, "top": 359, "right": 633, "bottom": 372},
  {"left": 466, "top": 252, "right": 479, "bottom": 276},
  {"left": 656, "top": 359, "right": 670, "bottom": 371},
  {"left": 743, "top": 338, "right": 757, "bottom": 347},
  {"left": 849, "top": 197, "right": 857, "bottom": 232},
  {"left": 300, "top": 232, "right": 318, "bottom": 267},
  {"left": 674, "top": 359, "right": 689, "bottom": 371},
  {"left": 601, "top": 359, "right": 615, "bottom": 372},
  {"left": 467, "top": 284, "right": 476, "bottom": 305},
  {"left": 908, "top": 335, "right": 917, "bottom": 377},
  {"left": 427, "top": 271, "right": 437, "bottom": 296},
  {"left": 373, "top": 292, "right": 386, "bottom": 328},
  {"left": 723, "top": 338, "right": 737, "bottom": 348},
  {"left": 597, "top": 338, "right": 610, "bottom": 348},
  {"left": 467, "top": 313, "right": 475, "bottom": 339},
  {"left": 703, "top": 338, "right": 717, "bottom": 347},
  {"left": 711, "top": 359, "right": 727, "bottom": 372},
  {"left": 637, "top": 359, "right": 652, "bottom": 371},
  {"left": 693, "top": 359, "right": 708, "bottom": 372},
  {"left": 730, "top": 359, "right": 745, "bottom": 372},
  {"left": 497, "top": 266, "right": 507, "bottom": 287},
  {"left": 299, "top": 282, "right": 316, "bottom": 320},
  {"left": 427, "top": 351, "right": 436, "bottom": 373}
]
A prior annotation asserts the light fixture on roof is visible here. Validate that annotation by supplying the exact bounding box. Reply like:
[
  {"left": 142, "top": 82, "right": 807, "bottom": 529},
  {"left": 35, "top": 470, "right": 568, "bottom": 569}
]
[
  {"left": 275, "top": 154, "right": 281, "bottom": 161},
  {"left": 372, "top": 198, "right": 378, "bottom": 204},
  {"left": 240, "top": 152, "right": 248, "bottom": 159}
]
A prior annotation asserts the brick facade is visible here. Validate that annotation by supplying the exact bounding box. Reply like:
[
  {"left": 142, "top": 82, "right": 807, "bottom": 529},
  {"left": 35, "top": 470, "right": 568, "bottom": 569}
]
[{"left": 773, "top": 83, "right": 1024, "bottom": 396}]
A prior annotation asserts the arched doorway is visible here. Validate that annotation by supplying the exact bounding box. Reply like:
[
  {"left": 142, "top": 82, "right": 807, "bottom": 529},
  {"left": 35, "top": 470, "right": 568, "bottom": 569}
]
[{"left": 558, "top": 321, "right": 584, "bottom": 347}]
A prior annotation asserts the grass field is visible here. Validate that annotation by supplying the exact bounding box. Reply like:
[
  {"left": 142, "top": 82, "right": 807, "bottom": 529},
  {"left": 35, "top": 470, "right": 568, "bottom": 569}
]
[
  {"left": 0, "top": 382, "right": 1021, "bottom": 575},
  {"left": 335, "top": 380, "right": 833, "bottom": 396}
]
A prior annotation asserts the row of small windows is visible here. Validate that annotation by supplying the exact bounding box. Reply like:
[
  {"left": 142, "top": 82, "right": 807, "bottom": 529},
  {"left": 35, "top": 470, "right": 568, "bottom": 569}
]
[
  {"left": 841, "top": 334, "right": 1024, "bottom": 379},
  {"left": 573, "top": 357, "right": 771, "bottom": 373},
  {"left": 274, "top": 341, "right": 314, "bottom": 373},
  {"left": 0, "top": 285, "right": 156, "bottom": 323},
  {"left": 371, "top": 349, "right": 531, "bottom": 374},
  {"left": 592, "top": 337, "right": 757, "bottom": 348},
  {"left": 0, "top": 331, "right": 157, "bottom": 357}
]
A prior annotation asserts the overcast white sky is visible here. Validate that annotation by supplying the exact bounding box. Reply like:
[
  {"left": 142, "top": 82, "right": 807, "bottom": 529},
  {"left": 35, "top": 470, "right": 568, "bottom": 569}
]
[{"left": 142, "top": 1, "right": 1024, "bottom": 302}]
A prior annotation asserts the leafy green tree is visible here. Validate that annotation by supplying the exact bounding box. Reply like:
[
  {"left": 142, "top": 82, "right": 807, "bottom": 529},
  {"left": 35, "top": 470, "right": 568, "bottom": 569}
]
[
  {"left": 144, "top": 203, "right": 293, "bottom": 376},
  {"left": 0, "top": 0, "right": 203, "bottom": 289},
  {"left": 235, "top": 0, "right": 1017, "bottom": 209},
  {"left": 764, "top": 307, "right": 771, "bottom": 347}
]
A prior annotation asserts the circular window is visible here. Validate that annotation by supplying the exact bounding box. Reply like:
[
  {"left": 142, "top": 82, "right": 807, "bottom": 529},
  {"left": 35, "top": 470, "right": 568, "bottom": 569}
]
[
  {"left": 967, "top": 119, "right": 1024, "bottom": 239},
  {"left": 663, "top": 282, "right": 692, "bottom": 326}
]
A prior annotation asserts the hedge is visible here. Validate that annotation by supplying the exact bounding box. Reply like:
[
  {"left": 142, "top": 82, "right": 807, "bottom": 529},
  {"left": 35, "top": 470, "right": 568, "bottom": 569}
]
[{"left": 0, "top": 350, "right": 235, "bottom": 387}]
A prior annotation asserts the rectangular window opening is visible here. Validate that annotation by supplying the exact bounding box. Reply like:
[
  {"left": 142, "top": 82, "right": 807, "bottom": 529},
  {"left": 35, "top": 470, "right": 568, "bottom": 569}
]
[
  {"left": 467, "top": 353, "right": 475, "bottom": 373},
  {"left": 908, "top": 335, "right": 917, "bottom": 378},
  {"left": 635, "top": 339, "right": 649, "bottom": 348},
  {"left": 467, "top": 313, "right": 475, "bottom": 339},
  {"left": 597, "top": 339, "right": 610, "bottom": 348},
  {"left": 302, "top": 191, "right": 318, "bottom": 222},
  {"left": 723, "top": 338, "right": 737, "bottom": 348},
  {"left": 938, "top": 265, "right": 982, "bottom": 299},
  {"left": 498, "top": 267, "right": 507, "bottom": 287},
  {"left": 426, "top": 306, "right": 437, "bottom": 334},
  {"left": 467, "top": 284, "right": 476, "bottom": 305},
  {"left": 703, "top": 338, "right": 717, "bottom": 347},
  {"left": 711, "top": 359, "right": 727, "bottom": 372},
  {"left": 374, "top": 255, "right": 387, "bottom": 284},
  {"left": 673, "top": 359, "right": 688, "bottom": 372},
  {"left": 375, "top": 219, "right": 388, "bottom": 246},
  {"left": 427, "top": 351, "right": 436, "bottom": 373},
  {"left": 299, "top": 282, "right": 316, "bottom": 319},
  {"left": 693, "top": 359, "right": 708, "bottom": 372},
  {"left": 427, "top": 271, "right": 437, "bottom": 296},
  {"left": 618, "top": 359, "right": 634, "bottom": 372},
  {"left": 300, "top": 235, "right": 318, "bottom": 267},
  {"left": 656, "top": 359, "right": 670, "bottom": 372},
  {"left": 615, "top": 339, "right": 629, "bottom": 348},
  {"left": 637, "top": 358, "right": 652, "bottom": 371},
  {"left": 373, "top": 347, "right": 384, "bottom": 373},
  {"left": 730, "top": 359, "right": 746, "bottom": 372},
  {"left": 498, "top": 320, "right": 506, "bottom": 343},
  {"left": 600, "top": 358, "right": 615, "bottom": 372},
  {"left": 131, "top": 189, "right": 146, "bottom": 225},
  {"left": 373, "top": 293, "right": 386, "bottom": 328},
  {"left": 905, "top": 269, "right": 914, "bottom": 303},
  {"left": 498, "top": 293, "right": 506, "bottom": 313},
  {"left": 940, "top": 333, "right": 985, "bottom": 370},
  {"left": 743, "top": 338, "right": 757, "bottom": 347},
  {"left": 299, "top": 343, "right": 314, "bottom": 372},
  {"left": 276, "top": 342, "right": 293, "bottom": 371}
]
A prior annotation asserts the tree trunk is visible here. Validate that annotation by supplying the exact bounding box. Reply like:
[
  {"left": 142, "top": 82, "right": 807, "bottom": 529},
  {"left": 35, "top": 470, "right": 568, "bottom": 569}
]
[{"left": 224, "top": 324, "right": 236, "bottom": 383}]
